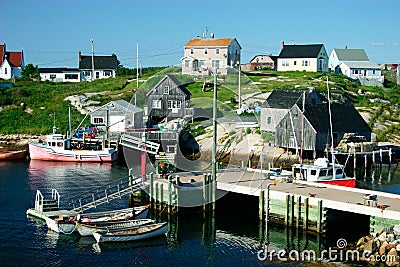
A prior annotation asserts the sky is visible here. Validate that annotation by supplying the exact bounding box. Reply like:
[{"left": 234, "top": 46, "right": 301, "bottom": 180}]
[{"left": 1, "top": 0, "right": 399, "bottom": 69}]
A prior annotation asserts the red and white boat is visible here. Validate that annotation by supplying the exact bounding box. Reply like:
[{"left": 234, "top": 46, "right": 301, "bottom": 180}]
[
  {"left": 29, "top": 134, "right": 117, "bottom": 162},
  {"left": 293, "top": 157, "right": 356, "bottom": 188}
]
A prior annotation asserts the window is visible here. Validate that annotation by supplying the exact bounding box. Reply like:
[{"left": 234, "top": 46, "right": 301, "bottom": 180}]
[
  {"left": 204, "top": 48, "right": 208, "bottom": 55},
  {"left": 302, "top": 60, "right": 310, "bottom": 66},
  {"left": 93, "top": 117, "right": 104, "bottom": 124},
  {"left": 294, "top": 61, "right": 297, "bottom": 66},
  {"left": 164, "top": 86, "right": 170, "bottom": 94},
  {"left": 167, "top": 100, "right": 182, "bottom": 109},
  {"left": 267, "top": 116, "right": 271, "bottom": 124},
  {"left": 96, "top": 72, "right": 99, "bottom": 79},
  {"left": 212, "top": 60, "right": 220, "bottom": 68},
  {"left": 65, "top": 74, "right": 78, "bottom": 80},
  {"left": 199, "top": 60, "right": 206, "bottom": 68},
  {"left": 104, "top": 71, "right": 111, "bottom": 76},
  {"left": 184, "top": 60, "right": 190, "bottom": 67},
  {"left": 84, "top": 71, "right": 91, "bottom": 76},
  {"left": 216, "top": 48, "right": 220, "bottom": 54},
  {"left": 190, "top": 48, "right": 194, "bottom": 54},
  {"left": 50, "top": 74, "right": 56, "bottom": 79},
  {"left": 373, "top": 70, "right": 376, "bottom": 75},
  {"left": 152, "top": 100, "right": 162, "bottom": 109},
  {"left": 4, "top": 68, "right": 7, "bottom": 74},
  {"left": 282, "top": 60, "right": 289, "bottom": 66},
  {"left": 310, "top": 169, "right": 317, "bottom": 176}
]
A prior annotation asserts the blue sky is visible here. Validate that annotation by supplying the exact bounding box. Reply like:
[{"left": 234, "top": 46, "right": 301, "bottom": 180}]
[{"left": 1, "top": 0, "right": 399, "bottom": 68}]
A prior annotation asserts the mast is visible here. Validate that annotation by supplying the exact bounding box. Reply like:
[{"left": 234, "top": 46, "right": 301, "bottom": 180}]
[
  {"left": 299, "top": 91, "right": 305, "bottom": 164},
  {"left": 327, "top": 76, "right": 336, "bottom": 179},
  {"left": 135, "top": 42, "right": 139, "bottom": 106},
  {"left": 91, "top": 38, "right": 95, "bottom": 81}
]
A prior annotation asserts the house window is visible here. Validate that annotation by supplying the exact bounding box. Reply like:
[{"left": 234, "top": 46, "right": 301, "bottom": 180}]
[
  {"left": 167, "top": 100, "right": 182, "bottom": 109},
  {"left": 216, "top": 48, "right": 220, "bottom": 54},
  {"left": 282, "top": 60, "right": 289, "bottom": 66},
  {"left": 104, "top": 71, "right": 111, "bottom": 76},
  {"left": 93, "top": 117, "right": 104, "bottom": 124},
  {"left": 267, "top": 116, "right": 271, "bottom": 124},
  {"left": 184, "top": 60, "right": 190, "bottom": 67},
  {"left": 96, "top": 72, "right": 99, "bottom": 79},
  {"left": 294, "top": 61, "right": 297, "bottom": 66},
  {"left": 204, "top": 48, "right": 208, "bottom": 55},
  {"left": 199, "top": 60, "right": 206, "bottom": 68},
  {"left": 164, "top": 86, "right": 170, "bottom": 94},
  {"left": 83, "top": 71, "right": 91, "bottom": 76},
  {"left": 4, "top": 68, "right": 7, "bottom": 74},
  {"left": 152, "top": 100, "right": 162, "bottom": 109},
  {"left": 50, "top": 74, "right": 56, "bottom": 79},
  {"left": 212, "top": 60, "right": 220, "bottom": 69},
  {"left": 190, "top": 48, "right": 194, "bottom": 54},
  {"left": 65, "top": 74, "right": 78, "bottom": 80},
  {"left": 373, "top": 70, "right": 376, "bottom": 75},
  {"left": 302, "top": 60, "right": 310, "bottom": 66}
]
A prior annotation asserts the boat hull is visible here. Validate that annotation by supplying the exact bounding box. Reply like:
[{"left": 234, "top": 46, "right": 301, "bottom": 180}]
[
  {"left": 28, "top": 142, "right": 117, "bottom": 162},
  {"left": 93, "top": 223, "right": 168, "bottom": 243},
  {"left": 45, "top": 216, "right": 76, "bottom": 234},
  {"left": 0, "top": 150, "right": 28, "bottom": 160},
  {"left": 76, "top": 219, "right": 154, "bottom": 236},
  {"left": 321, "top": 178, "right": 356, "bottom": 188}
]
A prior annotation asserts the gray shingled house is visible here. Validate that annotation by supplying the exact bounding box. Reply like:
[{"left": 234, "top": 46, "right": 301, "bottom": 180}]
[
  {"left": 275, "top": 102, "right": 371, "bottom": 155},
  {"left": 260, "top": 88, "right": 323, "bottom": 133}
]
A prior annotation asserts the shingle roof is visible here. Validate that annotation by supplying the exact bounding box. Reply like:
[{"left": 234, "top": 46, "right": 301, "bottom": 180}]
[
  {"left": 333, "top": 49, "right": 369, "bottom": 61},
  {"left": 146, "top": 75, "right": 191, "bottom": 97},
  {"left": 340, "top": 61, "right": 380, "bottom": 69},
  {"left": 0, "top": 44, "right": 5, "bottom": 66},
  {"left": 7, "top": 51, "right": 23, "bottom": 67},
  {"left": 79, "top": 55, "right": 118, "bottom": 70},
  {"left": 304, "top": 103, "right": 371, "bottom": 133},
  {"left": 279, "top": 44, "right": 324, "bottom": 58},
  {"left": 185, "top": 38, "right": 239, "bottom": 48},
  {"left": 263, "top": 89, "right": 305, "bottom": 109},
  {"left": 112, "top": 100, "right": 143, "bottom": 113}
]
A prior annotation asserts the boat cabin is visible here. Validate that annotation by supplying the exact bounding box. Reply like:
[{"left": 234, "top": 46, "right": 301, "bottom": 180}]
[
  {"left": 294, "top": 158, "right": 344, "bottom": 182},
  {"left": 46, "top": 134, "right": 71, "bottom": 150}
]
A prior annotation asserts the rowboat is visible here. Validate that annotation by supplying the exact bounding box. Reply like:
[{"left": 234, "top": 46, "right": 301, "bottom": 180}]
[
  {"left": 76, "top": 218, "right": 155, "bottom": 236},
  {"left": 46, "top": 205, "right": 149, "bottom": 234},
  {"left": 93, "top": 222, "right": 168, "bottom": 243},
  {"left": 0, "top": 150, "right": 28, "bottom": 160}
]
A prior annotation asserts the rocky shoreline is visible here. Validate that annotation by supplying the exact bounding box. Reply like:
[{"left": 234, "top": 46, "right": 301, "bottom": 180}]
[
  {"left": 0, "top": 134, "right": 37, "bottom": 151},
  {"left": 355, "top": 225, "right": 400, "bottom": 266}
]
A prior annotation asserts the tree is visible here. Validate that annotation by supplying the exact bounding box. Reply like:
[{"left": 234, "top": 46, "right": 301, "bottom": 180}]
[{"left": 21, "top": 64, "right": 40, "bottom": 80}]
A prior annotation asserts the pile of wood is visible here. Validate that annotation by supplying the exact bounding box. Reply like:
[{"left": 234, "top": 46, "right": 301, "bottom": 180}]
[{"left": 355, "top": 226, "right": 400, "bottom": 266}]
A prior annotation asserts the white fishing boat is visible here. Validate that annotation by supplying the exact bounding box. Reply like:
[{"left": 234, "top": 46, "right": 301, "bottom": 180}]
[
  {"left": 93, "top": 222, "right": 168, "bottom": 243},
  {"left": 76, "top": 218, "right": 155, "bottom": 237}
]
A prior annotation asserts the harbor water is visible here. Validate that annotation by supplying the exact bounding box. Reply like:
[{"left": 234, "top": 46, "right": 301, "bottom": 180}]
[{"left": 0, "top": 160, "right": 399, "bottom": 266}]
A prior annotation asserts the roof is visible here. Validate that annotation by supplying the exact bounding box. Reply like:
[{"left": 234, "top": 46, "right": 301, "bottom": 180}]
[
  {"left": 263, "top": 89, "right": 305, "bottom": 109},
  {"left": 0, "top": 44, "right": 5, "bottom": 66},
  {"left": 340, "top": 61, "right": 380, "bottom": 69},
  {"left": 333, "top": 48, "right": 369, "bottom": 61},
  {"left": 279, "top": 44, "right": 324, "bottom": 58},
  {"left": 146, "top": 75, "right": 191, "bottom": 97},
  {"left": 249, "top": 55, "right": 275, "bottom": 63},
  {"left": 79, "top": 55, "right": 118, "bottom": 70},
  {"left": 7, "top": 52, "right": 23, "bottom": 67},
  {"left": 39, "top": 68, "right": 80, "bottom": 73},
  {"left": 303, "top": 103, "right": 371, "bottom": 133},
  {"left": 185, "top": 38, "right": 240, "bottom": 48},
  {"left": 112, "top": 100, "right": 143, "bottom": 113}
]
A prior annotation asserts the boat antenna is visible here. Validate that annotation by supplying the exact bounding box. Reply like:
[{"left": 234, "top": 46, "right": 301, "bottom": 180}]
[
  {"left": 326, "top": 76, "right": 335, "bottom": 179},
  {"left": 52, "top": 111, "right": 57, "bottom": 134}
]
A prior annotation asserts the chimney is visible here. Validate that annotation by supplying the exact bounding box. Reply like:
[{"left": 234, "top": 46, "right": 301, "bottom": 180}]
[
  {"left": 78, "top": 51, "right": 82, "bottom": 61},
  {"left": 344, "top": 45, "right": 348, "bottom": 49},
  {"left": 210, "top": 33, "right": 214, "bottom": 39},
  {"left": 280, "top": 41, "right": 285, "bottom": 51}
]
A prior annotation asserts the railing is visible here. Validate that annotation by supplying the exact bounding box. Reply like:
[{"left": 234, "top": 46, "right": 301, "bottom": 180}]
[
  {"left": 67, "top": 174, "right": 145, "bottom": 213},
  {"left": 52, "top": 189, "right": 60, "bottom": 209},
  {"left": 119, "top": 133, "right": 160, "bottom": 155},
  {"left": 34, "top": 190, "right": 44, "bottom": 212}
]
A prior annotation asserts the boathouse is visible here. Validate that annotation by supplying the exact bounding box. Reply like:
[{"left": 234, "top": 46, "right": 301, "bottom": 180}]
[
  {"left": 90, "top": 100, "right": 143, "bottom": 132},
  {"left": 275, "top": 102, "right": 372, "bottom": 156},
  {"left": 260, "top": 88, "right": 323, "bottom": 133}
]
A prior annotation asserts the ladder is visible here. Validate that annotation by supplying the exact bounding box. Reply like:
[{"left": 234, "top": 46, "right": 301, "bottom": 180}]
[{"left": 67, "top": 174, "right": 145, "bottom": 213}]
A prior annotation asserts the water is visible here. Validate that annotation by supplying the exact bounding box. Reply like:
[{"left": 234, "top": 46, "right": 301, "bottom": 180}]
[{"left": 0, "top": 160, "right": 399, "bottom": 266}]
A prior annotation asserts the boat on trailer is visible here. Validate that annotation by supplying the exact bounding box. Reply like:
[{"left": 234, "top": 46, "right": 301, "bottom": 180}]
[
  {"left": 93, "top": 222, "right": 168, "bottom": 243},
  {"left": 76, "top": 218, "right": 155, "bottom": 236}
]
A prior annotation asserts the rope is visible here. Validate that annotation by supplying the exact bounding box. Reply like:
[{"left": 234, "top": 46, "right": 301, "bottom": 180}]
[{"left": 57, "top": 222, "right": 77, "bottom": 235}]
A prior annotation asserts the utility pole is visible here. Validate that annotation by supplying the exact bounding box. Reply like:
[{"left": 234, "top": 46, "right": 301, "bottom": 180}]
[
  {"left": 91, "top": 38, "right": 95, "bottom": 81},
  {"left": 135, "top": 42, "right": 139, "bottom": 106},
  {"left": 299, "top": 91, "right": 305, "bottom": 164},
  {"left": 212, "top": 68, "right": 218, "bottom": 207},
  {"left": 238, "top": 62, "right": 241, "bottom": 110}
]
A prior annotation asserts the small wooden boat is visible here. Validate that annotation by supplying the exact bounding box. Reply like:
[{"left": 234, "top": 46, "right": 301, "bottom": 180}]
[
  {"left": 0, "top": 150, "right": 28, "bottom": 160},
  {"left": 46, "top": 205, "right": 149, "bottom": 234},
  {"left": 76, "top": 218, "right": 155, "bottom": 236},
  {"left": 93, "top": 222, "right": 168, "bottom": 243}
]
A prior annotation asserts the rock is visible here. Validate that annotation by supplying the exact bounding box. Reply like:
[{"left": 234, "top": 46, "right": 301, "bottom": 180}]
[
  {"left": 357, "top": 236, "right": 366, "bottom": 247},
  {"left": 364, "top": 240, "right": 375, "bottom": 254},
  {"left": 380, "top": 241, "right": 388, "bottom": 255},
  {"left": 386, "top": 248, "right": 399, "bottom": 266},
  {"left": 379, "top": 232, "right": 387, "bottom": 241},
  {"left": 388, "top": 234, "right": 395, "bottom": 243},
  {"left": 387, "top": 244, "right": 397, "bottom": 250},
  {"left": 397, "top": 244, "right": 400, "bottom": 252}
]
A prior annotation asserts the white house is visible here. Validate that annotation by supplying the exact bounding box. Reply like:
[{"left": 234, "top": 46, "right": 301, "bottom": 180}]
[
  {"left": 39, "top": 68, "right": 81, "bottom": 82},
  {"left": 182, "top": 34, "right": 241, "bottom": 75},
  {"left": 339, "top": 61, "right": 383, "bottom": 86},
  {"left": 78, "top": 51, "right": 118, "bottom": 81},
  {"left": 0, "top": 43, "right": 24, "bottom": 80},
  {"left": 90, "top": 100, "right": 143, "bottom": 132},
  {"left": 328, "top": 47, "right": 369, "bottom": 72},
  {"left": 277, "top": 42, "right": 328, "bottom": 72}
]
